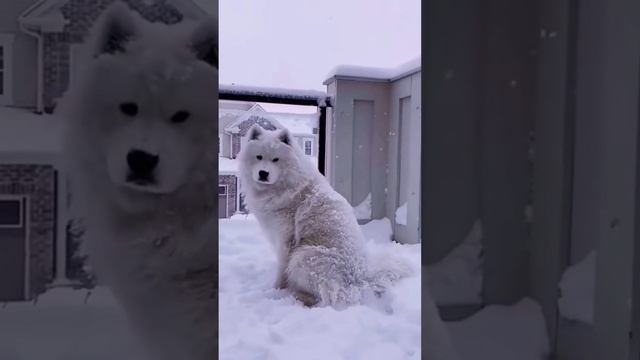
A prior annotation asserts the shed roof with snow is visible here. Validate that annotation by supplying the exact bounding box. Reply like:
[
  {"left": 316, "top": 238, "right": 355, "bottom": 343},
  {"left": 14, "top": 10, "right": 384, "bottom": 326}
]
[{"left": 323, "top": 57, "right": 421, "bottom": 85}]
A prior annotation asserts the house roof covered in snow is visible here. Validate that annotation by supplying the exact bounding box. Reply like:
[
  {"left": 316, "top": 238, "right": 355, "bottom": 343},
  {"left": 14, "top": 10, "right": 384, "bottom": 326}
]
[
  {"left": 222, "top": 105, "right": 284, "bottom": 135},
  {"left": 267, "top": 112, "right": 318, "bottom": 136},
  {"left": 222, "top": 105, "right": 317, "bottom": 136},
  {"left": 323, "top": 57, "right": 421, "bottom": 85},
  {"left": 0, "top": 107, "right": 64, "bottom": 164},
  {"left": 19, "top": 0, "right": 209, "bottom": 32}
]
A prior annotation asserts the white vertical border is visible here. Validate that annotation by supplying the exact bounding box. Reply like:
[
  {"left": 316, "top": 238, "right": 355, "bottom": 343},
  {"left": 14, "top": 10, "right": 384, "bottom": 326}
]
[
  {"left": 23, "top": 196, "right": 30, "bottom": 300},
  {"left": 0, "top": 34, "right": 15, "bottom": 106},
  {"left": 236, "top": 177, "right": 241, "bottom": 215},
  {"left": 54, "top": 169, "right": 68, "bottom": 284}
]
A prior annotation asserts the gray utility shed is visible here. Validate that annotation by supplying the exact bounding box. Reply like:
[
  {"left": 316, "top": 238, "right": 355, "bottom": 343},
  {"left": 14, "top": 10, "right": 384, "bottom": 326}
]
[
  {"left": 425, "top": 0, "right": 640, "bottom": 359},
  {"left": 324, "top": 59, "right": 421, "bottom": 245}
]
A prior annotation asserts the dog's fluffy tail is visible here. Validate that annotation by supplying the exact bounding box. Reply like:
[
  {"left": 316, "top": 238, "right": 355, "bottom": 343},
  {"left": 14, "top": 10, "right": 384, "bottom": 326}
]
[{"left": 365, "top": 252, "right": 414, "bottom": 295}]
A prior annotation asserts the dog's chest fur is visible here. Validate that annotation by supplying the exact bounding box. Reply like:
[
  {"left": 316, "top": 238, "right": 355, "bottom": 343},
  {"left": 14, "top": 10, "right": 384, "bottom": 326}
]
[{"left": 85, "top": 211, "right": 216, "bottom": 360}]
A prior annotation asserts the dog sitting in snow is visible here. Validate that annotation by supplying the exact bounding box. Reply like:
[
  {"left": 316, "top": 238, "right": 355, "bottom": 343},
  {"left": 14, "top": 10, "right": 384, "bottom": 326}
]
[
  {"left": 60, "top": 3, "right": 217, "bottom": 359},
  {"left": 238, "top": 125, "right": 411, "bottom": 308}
]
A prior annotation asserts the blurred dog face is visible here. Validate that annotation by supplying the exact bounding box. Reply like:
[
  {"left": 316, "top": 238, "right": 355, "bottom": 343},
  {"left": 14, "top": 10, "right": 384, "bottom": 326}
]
[{"left": 70, "top": 4, "right": 217, "bottom": 210}]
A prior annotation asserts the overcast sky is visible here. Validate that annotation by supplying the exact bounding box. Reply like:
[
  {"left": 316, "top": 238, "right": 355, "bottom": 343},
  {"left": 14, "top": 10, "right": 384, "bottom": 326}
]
[{"left": 214, "top": 0, "right": 421, "bottom": 92}]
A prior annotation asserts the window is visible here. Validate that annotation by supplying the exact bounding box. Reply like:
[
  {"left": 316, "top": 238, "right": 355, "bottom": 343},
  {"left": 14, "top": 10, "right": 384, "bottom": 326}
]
[
  {"left": 218, "top": 136, "right": 220, "bottom": 155},
  {"left": 0, "top": 34, "right": 13, "bottom": 105},
  {"left": 218, "top": 185, "right": 227, "bottom": 195},
  {"left": 0, "top": 198, "right": 23, "bottom": 228},
  {"left": 304, "top": 139, "right": 313, "bottom": 156}
]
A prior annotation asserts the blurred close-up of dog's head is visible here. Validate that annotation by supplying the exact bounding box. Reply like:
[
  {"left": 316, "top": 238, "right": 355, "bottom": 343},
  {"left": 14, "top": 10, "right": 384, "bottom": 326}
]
[{"left": 60, "top": 1, "right": 218, "bottom": 213}]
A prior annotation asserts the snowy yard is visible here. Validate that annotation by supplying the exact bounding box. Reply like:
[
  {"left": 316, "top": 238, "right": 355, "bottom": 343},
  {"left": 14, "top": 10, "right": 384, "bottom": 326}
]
[
  {"left": 220, "top": 215, "right": 550, "bottom": 360},
  {"left": 219, "top": 215, "right": 422, "bottom": 360},
  {"left": 0, "top": 216, "right": 549, "bottom": 360},
  {"left": 0, "top": 288, "right": 147, "bottom": 360}
]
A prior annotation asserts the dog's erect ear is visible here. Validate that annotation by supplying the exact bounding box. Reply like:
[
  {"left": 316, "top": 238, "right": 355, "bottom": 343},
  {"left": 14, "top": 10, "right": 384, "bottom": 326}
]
[
  {"left": 279, "top": 128, "right": 292, "bottom": 146},
  {"left": 248, "top": 125, "right": 263, "bottom": 141},
  {"left": 189, "top": 18, "right": 218, "bottom": 68},
  {"left": 92, "top": 2, "right": 138, "bottom": 57}
]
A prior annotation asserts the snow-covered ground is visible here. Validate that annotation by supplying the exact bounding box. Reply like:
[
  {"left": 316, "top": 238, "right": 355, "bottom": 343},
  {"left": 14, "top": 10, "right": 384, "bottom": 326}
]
[
  {"left": 219, "top": 215, "right": 422, "bottom": 360},
  {"left": 0, "top": 215, "right": 548, "bottom": 360},
  {"left": 448, "top": 298, "right": 550, "bottom": 360},
  {"left": 427, "top": 220, "right": 484, "bottom": 306},
  {"left": 558, "top": 250, "right": 596, "bottom": 324},
  {"left": 0, "top": 287, "right": 147, "bottom": 360},
  {"left": 220, "top": 215, "right": 550, "bottom": 360},
  {"left": 353, "top": 192, "right": 372, "bottom": 220}
]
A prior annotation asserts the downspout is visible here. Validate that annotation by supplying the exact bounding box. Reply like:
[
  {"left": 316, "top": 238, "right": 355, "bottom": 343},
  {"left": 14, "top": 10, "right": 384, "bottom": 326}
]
[
  {"left": 18, "top": 22, "right": 45, "bottom": 114},
  {"left": 19, "top": 21, "right": 71, "bottom": 286}
]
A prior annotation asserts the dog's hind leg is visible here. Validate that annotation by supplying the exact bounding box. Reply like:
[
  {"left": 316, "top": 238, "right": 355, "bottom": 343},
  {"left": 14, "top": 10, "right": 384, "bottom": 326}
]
[
  {"left": 285, "top": 245, "right": 357, "bottom": 307},
  {"left": 291, "top": 288, "right": 318, "bottom": 307}
]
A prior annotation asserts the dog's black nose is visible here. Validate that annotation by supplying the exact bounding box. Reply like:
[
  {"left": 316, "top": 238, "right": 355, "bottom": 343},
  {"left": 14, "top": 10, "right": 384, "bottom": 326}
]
[
  {"left": 258, "top": 170, "right": 269, "bottom": 181},
  {"left": 127, "top": 149, "right": 159, "bottom": 176}
]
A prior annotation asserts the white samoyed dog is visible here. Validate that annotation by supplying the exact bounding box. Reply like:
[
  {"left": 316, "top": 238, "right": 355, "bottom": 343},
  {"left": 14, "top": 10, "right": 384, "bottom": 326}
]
[
  {"left": 59, "top": 2, "right": 217, "bottom": 359},
  {"left": 238, "top": 125, "right": 411, "bottom": 308}
]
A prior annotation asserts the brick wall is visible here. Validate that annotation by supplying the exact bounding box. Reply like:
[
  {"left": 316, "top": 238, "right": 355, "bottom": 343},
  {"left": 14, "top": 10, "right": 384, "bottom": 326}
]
[
  {"left": 231, "top": 135, "right": 241, "bottom": 159},
  {"left": 0, "top": 165, "right": 56, "bottom": 298},
  {"left": 44, "top": 0, "right": 184, "bottom": 112},
  {"left": 218, "top": 175, "right": 237, "bottom": 217}
]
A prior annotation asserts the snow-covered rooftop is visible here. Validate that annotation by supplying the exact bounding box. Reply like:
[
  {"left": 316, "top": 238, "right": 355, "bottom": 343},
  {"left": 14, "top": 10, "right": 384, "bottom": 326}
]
[
  {"left": 324, "top": 57, "right": 421, "bottom": 84},
  {"left": 275, "top": 112, "right": 317, "bottom": 135},
  {"left": 0, "top": 107, "right": 64, "bottom": 164},
  {"left": 221, "top": 107, "right": 318, "bottom": 136}
]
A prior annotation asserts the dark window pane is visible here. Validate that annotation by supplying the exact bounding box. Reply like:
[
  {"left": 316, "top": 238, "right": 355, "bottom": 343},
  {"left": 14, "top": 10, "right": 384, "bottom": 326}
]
[
  {"left": 305, "top": 140, "right": 312, "bottom": 155},
  {"left": 218, "top": 186, "right": 227, "bottom": 195},
  {"left": 0, "top": 200, "right": 21, "bottom": 226}
]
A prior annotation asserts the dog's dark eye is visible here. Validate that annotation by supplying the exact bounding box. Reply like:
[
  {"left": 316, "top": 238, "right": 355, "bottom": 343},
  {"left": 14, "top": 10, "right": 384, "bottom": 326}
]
[
  {"left": 120, "top": 102, "right": 138, "bottom": 117},
  {"left": 256, "top": 155, "right": 262, "bottom": 160},
  {"left": 171, "top": 111, "right": 190, "bottom": 124},
  {"left": 273, "top": 158, "right": 279, "bottom": 162}
]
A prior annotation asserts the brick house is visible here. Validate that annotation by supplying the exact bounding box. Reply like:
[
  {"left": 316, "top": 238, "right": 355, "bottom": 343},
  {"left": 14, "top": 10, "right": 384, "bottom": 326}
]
[
  {"left": 0, "top": 0, "right": 208, "bottom": 301},
  {"left": 218, "top": 100, "right": 319, "bottom": 218}
]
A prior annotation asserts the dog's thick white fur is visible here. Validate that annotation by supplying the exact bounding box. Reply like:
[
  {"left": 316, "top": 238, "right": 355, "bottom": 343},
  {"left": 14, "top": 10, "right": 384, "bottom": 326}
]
[
  {"left": 238, "top": 125, "right": 411, "bottom": 308},
  {"left": 59, "top": 3, "right": 217, "bottom": 359}
]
